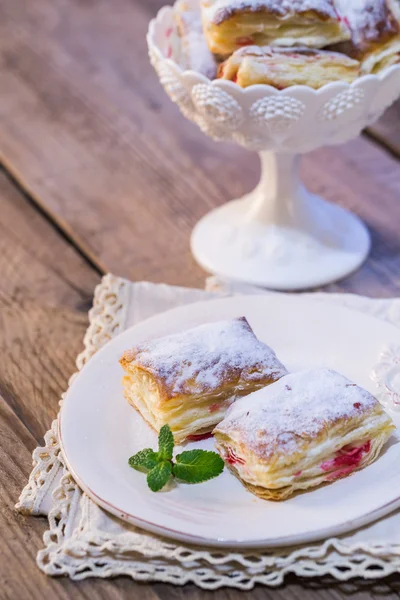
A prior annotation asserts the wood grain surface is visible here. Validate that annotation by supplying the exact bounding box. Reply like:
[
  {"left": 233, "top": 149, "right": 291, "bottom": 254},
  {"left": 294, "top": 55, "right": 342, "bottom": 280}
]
[
  {"left": 368, "top": 103, "right": 400, "bottom": 158},
  {"left": 1, "top": 0, "right": 400, "bottom": 292},
  {"left": 1, "top": 0, "right": 400, "bottom": 597}
]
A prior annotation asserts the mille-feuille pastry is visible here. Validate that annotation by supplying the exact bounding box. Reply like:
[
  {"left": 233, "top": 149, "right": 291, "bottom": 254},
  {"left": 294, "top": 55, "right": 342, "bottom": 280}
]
[
  {"left": 120, "top": 317, "right": 287, "bottom": 443},
  {"left": 214, "top": 368, "right": 395, "bottom": 500},
  {"left": 217, "top": 45, "right": 360, "bottom": 88},
  {"left": 173, "top": 0, "right": 218, "bottom": 78},
  {"left": 200, "top": 0, "right": 351, "bottom": 58},
  {"left": 333, "top": 0, "right": 400, "bottom": 74}
]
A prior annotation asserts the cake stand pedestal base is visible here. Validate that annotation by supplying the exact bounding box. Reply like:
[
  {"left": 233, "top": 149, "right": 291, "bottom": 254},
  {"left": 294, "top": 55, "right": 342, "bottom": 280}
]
[{"left": 190, "top": 152, "right": 370, "bottom": 291}]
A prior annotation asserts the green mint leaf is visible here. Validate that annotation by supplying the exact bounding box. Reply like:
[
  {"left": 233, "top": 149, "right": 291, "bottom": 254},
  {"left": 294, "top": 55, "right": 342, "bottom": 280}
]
[
  {"left": 147, "top": 461, "right": 172, "bottom": 492},
  {"left": 158, "top": 424, "right": 174, "bottom": 460},
  {"left": 172, "top": 450, "right": 224, "bottom": 484},
  {"left": 128, "top": 449, "right": 159, "bottom": 472}
]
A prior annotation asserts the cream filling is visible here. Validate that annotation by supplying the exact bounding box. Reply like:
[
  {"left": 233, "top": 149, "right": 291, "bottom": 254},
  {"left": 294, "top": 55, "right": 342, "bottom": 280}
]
[
  {"left": 123, "top": 373, "right": 268, "bottom": 442},
  {"left": 215, "top": 411, "right": 394, "bottom": 491}
]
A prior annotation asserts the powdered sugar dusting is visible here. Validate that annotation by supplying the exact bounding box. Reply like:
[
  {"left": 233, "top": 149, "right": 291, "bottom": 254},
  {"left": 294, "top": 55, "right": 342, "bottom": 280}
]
[
  {"left": 123, "top": 317, "right": 287, "bottom": 398},
  {"left": 181, "top": 31, "right": 218, "bottom": 77},
  {"left": 174, "top": 0, "right": 217, "bottom": 78},
  {"left": 215, "top": 368, "right": 380, "bottom": 458},
  {"left": 202, "top": 0, "right": 339, "bottom": 25},
  {"left": 335, "top": 0, "right": 399, "bottom": 49}
]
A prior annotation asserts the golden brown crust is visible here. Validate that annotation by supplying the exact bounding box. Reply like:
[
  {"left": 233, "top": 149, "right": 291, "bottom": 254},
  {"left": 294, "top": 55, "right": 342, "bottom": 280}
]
[
  {"left": 240, "top": 457, "right": 369, "bottom": 500},
  {"left": 235, "top": 430, "right": 392, "bottom": 500},
  {"left": 332, "top": 0, "right": 400, "bottom": 73},
  {"left": 123, "top": 365, "right": 280, "bottom": 442},
  {"left": 201, "top": 0, "right": 350, "bottom": 58},
  {"left": 120, "top": 317, "right": 287, "bottom": 402},
  {"left": 336, "top": 0, "right": 399, "bottom": 56},
  {"left": 217, "top": 45, "right": 360, "bottom": 88},
  {"left": 203, "top": 0, "right": 341, "bottom": 26},
  {"left": 212, "top": 6, "right": 335, "bottom": 26},
  {"left": 120, "top": 318, "right": 287, "bottom": 442},
  {"left": 214, "top": 369, "right": 395, "bottom": 500},
  {"left": 371, "top": 50, "right": 400, "bottom": 72},
  {"left": 218, "top": 421, "right": 394, "bottom": 500}
]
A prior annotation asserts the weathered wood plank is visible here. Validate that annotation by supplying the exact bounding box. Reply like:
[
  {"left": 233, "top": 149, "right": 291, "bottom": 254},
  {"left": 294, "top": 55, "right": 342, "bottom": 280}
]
[
  {"left": 1, "top": 0, "right": 399, "bottom": 294},
  {"left": 1, "top": 0, "right": 400, "bottom": 596},
  {"left": 0, "top": 170, "right": 100, "bottom": 441},
  {"left": 0, "top": 394, "right": 161, "bottom": 600},
  {"left": 367, "top": 102, "right": 400, "bottom": 158},
  {"left": 0, "top": 394, "right": 80, "bottom": 600},
  {"left": 0, "top": 172, "right": 165, "bottom": 599},
  {"left": 1, "top": 164, "right": 400, "bottom": 600},
  {"left": 306, "top": 140, "right": 400, "bottom": 296}
]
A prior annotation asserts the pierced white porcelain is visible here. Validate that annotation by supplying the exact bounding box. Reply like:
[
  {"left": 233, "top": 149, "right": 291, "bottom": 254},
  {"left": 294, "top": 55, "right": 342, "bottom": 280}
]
[{"left": 147, "top": 2, "right": 400, "bottom": 290}]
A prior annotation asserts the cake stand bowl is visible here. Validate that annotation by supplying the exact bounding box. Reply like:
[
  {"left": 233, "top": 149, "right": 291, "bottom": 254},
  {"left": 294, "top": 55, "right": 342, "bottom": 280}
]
[{"left": 147, "top": 3, "right": 400, "bottom": 290}]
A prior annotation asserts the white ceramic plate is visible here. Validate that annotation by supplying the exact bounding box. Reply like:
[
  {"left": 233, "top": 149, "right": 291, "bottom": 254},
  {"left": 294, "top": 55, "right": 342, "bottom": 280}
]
[{"left": 60, "top": 295, "right": 400, "bottom": 548}]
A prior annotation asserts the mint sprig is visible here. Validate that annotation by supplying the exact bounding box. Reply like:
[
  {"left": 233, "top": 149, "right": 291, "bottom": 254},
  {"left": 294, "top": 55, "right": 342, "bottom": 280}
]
[
  {"left": 147, "top": 461, "right": 172, "bottom": 492},
  {"left": 128, "top": 425, "right": 224, "bottom": 492},
  {"left": 128, "top": 449, "right": 159, "bottom": 472},
  {"left": 157, "top": 424, "right": 174, "bottom": 460},
  {"left": 173, "top": 450, "right": 224, "bottom": 483}
]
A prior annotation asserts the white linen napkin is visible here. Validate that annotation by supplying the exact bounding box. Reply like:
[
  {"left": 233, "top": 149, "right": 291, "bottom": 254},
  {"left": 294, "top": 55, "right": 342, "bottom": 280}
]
[{"left": 16, "top": 275, "right": 400, "bottom": 589}]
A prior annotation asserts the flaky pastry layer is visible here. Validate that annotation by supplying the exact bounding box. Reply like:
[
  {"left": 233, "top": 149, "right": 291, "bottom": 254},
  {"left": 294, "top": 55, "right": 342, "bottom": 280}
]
[
  {"left": 120, "top": 317, "right": 287, "bottom": 442},
  {"left": 201, "top": 0, "right": 350, "bottom": 58},
  {"left": 123, "top": 371, "right": 275, "bottom": 442},
  {"left": 217, "top": 45, "right": 360, "bottom": 88},
  {"left": 214, "top": 368, "right": 395, "bottom": 500},
  {"left": 332, "top": 0, "right": 400, "bottom": 74}
]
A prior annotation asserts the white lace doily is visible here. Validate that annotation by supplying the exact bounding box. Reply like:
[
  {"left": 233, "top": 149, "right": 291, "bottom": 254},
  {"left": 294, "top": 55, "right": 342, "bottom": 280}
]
[{"left": 16, "top": 274, "right": 400, "bottom": 589}]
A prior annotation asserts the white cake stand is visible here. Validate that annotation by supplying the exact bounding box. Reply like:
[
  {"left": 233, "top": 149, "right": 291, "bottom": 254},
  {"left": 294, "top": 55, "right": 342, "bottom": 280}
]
[{"left": 147, "top": 4, "right": 400, "bottom": 290}]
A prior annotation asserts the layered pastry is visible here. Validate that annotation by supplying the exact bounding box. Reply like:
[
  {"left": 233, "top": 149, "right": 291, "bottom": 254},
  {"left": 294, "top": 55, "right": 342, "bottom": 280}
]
[
  {"left": 217, "top": 45, "right": 360, "bottom": 88},
  {"left": 173, "top": 0, "right": 218, "bottom": 78},
  {"left": 214, "top": 368, "right": 395, "bottom": 500},
  {"left": 333, "top": 0, "right": 400, "bottom": 74},
  {"left": 200, "top": 0, "right": 351, "bottom": 58},
  {"left": 120, "top": 317, "right": 287, "bottom": 443}
]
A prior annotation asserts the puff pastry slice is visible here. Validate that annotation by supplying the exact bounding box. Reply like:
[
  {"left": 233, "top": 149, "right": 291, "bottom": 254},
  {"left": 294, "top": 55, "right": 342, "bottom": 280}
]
[
  {"left": 217, "top": 45, "right": 360, "bottom": 88},
  {"left": 333, "top": 0, "right": 400, "bottom": 74},
  {"left": 214, "top": 368, "right": 395, "bottom": 500},
  {"left": 201, "top": 0, "right": 351, "bottom": 58},
  {"left": 120, "top": 317, "right": 287, "bottom": 443}
]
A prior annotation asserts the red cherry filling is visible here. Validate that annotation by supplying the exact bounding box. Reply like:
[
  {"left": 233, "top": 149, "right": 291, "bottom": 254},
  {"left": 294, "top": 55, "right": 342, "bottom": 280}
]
[
  {"left": 337, "top": 14, "right": 351, "bottom": 27},
  {"left": 320, "top": 440, "right": 371, "bottom": 481},
  {"left": 235, "top": 36, "right": 254, "bottom": 46},
  {"left": 186, "top": 432, "right": 214, "bottom": 442},
  {"left": 209, "top": 403, "right": 221, "bottom": 413},
  {"left": 226, "top": 448, "right": 245, "bottom": 466}
]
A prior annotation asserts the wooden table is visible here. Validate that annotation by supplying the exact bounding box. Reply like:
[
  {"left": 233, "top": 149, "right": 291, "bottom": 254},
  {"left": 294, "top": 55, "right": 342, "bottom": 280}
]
[{"left": 1, "top": 0, "right": 400, "bottom": 598}]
